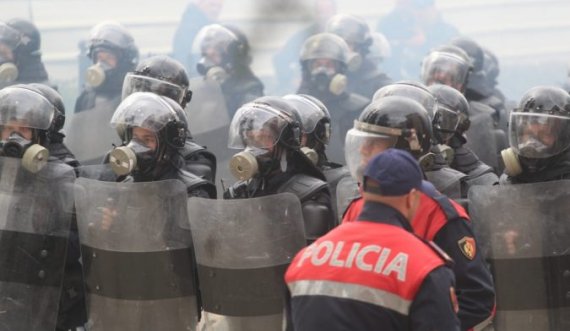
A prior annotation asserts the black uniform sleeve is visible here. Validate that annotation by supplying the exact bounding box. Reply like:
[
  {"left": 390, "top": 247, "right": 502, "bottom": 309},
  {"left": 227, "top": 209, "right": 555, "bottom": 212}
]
[
  {"left": 434, "top": 220, "right": 495, "bottom": 330},
  {"left": 301, "top": 189, "right": 335, "bottom": 244},
  {"left": 410, "top": 266, "right": 461, "bottom": 331}
]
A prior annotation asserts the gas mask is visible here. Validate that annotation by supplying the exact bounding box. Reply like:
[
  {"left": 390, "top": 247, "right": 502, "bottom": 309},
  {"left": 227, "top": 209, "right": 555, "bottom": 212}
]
[
  {"left": 418, "top": 152, "right": 436, "bottom": 171},
  {"left": 434, "top": 144, "right": 454, "bottom": 165},
  {"left": 86, "top": 61, "right": 113, "bottom": 88},
  {"left": 310, "top": 66, "right": 347, "bottom": 96},
  {"left": 0, "top": 57, "right": 18, "bottom": 84},
  {"left": 197, "top": 57, "right": 228, "bottom": 84},
  {"left": 301, "top": 147, "right": 319, "bottom": 166},
  {"left": 229, "top": 147, "right": 280, "bottom": 181},
  {"left": 109, "top": 139, "right": 156, "bottom": 176},
  {"left": 1, "top": 133, "right": 49, "bottom": 173},
  {"left": 501, "top": 148, "right": 523, "bottom": 177},
  {"left": 346, "top": 52, "right": 363, "bottom": 73}
]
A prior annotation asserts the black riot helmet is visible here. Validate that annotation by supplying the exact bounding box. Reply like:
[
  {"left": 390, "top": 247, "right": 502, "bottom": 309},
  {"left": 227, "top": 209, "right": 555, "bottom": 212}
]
[
  {"left": 283, "top": 94, "right": 331, "bottom": 147},
  {"left": 450, "top": 37, "right": 484, "bottom": 72},
  {"left": 87, "top": 21, "right": 138, "bottom": 67},
  {"left": 373, "top": 81, "right": 437, "bottom": 118},
  {"left": 193, "top": 24, "right": 250, "bottom": 82},
  {"left": 504, "top": 86, "right": 570, "bottom": 175},
  {"left": 482, "top": 47, "right": 500, "bottom": 88},
  {"left": 325, "top": 14, "right": 372, "bottom": 56},
  {"left": 358, "top": 96, "right": 433, "bottom": 156},
  {"left": 345, "top": 96, "right": 433, "bottom": 178},
  {"left": 6, "top": 19, "right": 41, "bottom": 57},
  {"left": 428, "top": 84, "right": 469, "bottom": 143},
  {"left": 300, "top": 32, "right": 356, "bottom": 96},
  {"left": 123, "top": 55, "right": 193, "bottom": 108},
  {"left": 28, "top": 83, "right": 66, "bottom": 134},
  {"left": 229, "top": 96, "right": 301, "bottom": 152},
  {"left": 420, "top": 50, "right": 471, "bottom": 92},
  {"left": 0, "top": 85, "right": 56, "bottom": 154}
]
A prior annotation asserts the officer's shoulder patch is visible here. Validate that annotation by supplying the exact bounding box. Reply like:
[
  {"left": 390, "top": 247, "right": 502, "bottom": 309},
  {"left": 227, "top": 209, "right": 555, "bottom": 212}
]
[
  {"left": 427, "top": 241, "right": 454, "bottom": 266},
  {"left": 458, "top": 236, "right": 476, "bottom": 260}
]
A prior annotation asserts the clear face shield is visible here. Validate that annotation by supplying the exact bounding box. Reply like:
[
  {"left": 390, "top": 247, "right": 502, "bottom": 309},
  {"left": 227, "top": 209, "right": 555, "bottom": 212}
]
[
  {"left": 0, "top": 88, "right": 55, "bottom": 172},
  {"left": 344, "top": 122, "right": 398, "bottom": 182},
  {"left": 509, "top": 112, "right": 570, "bottom": 159},
  {"left": 421, "top": 52, "right": 470, "bottom": 91},
  {"left": 433, "top": 105, "right": 460, "bottom": 144},
  {"left": 122, "top": 73, "right": 186, "bottom": 105},
  {"left": 227, "top": 103, "right": 290, "bottom": 180}
]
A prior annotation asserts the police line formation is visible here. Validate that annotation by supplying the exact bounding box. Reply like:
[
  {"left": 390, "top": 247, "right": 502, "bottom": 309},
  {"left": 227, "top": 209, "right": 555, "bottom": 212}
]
[{"left": 0, "top": 11, "right": 567, "bottom": 331}]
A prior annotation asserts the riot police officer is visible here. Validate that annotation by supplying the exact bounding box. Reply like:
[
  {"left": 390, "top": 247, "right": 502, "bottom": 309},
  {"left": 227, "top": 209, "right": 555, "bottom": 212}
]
[
  {"left": 74, "top": 21, "right": 139, "bottom": 113},
  {"left": 428, "top": 84, "right": 498, "bottom": 190},
  {"left": 421, "top": 46, "right": 503, "bottom": 173},
  {"left": 107, "top": 92, "right": 216, "bottom": 198},
  {"left": 501, "top": 86, "right": 570, "bottom": 184},
  {"left": 297, "top": 32, "right": 369, "bottom": 165},
  {"left": 193, "top": 23, "right": 264, "bottom": 118},
  {"left": 0, "top": 85, "right": 78, "bottom": 330},
  {"left": 342, "top": 96, "right": 496, "bottom": 330},
  {"left": 283, "top": 93, "right": 350, "bottom": 221},
  {"left": 68, "top": 21, "right": 139, "bottom": 165},
  {"left": 121, "top": 55, "right": 217, "bottom": 183},
  {"left": 224, "top": 96, "right": 334, "bottom": 243},
  {"left": 373, "top": 81, "right": 467, "bottom": 199},
  {"left": 325, "top": 14, "right": 392, "bottom": 99},
  {"left": 0, "top": 19, "right": 53, "bottom": 88}
]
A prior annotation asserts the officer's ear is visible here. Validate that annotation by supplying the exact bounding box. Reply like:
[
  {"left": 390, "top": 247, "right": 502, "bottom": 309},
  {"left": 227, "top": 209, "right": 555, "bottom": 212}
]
[{"left": 406, "top": 188, "right": 421, "bottom": 220}]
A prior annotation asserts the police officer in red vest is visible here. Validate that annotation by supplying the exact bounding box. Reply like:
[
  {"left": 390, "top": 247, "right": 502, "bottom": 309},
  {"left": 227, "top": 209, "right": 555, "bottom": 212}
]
[
  {"left": 341, "top": 97, "right": 495, "bottom": 330},
  {"left": 285, "top": 148, "right": 460, "bottom": 331}
]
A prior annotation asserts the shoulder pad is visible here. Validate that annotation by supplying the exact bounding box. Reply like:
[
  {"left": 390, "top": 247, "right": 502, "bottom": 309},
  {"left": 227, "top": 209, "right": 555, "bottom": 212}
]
[
  {"left": 323, "top": 166, "right": 350, "bottom": 186},
  {"left": 181, "top": 141, "right": 205, "bottom": 157},
  {"left": 177, "top": 169, "right": 216, "bottom": 198},
  {"left": 277, "top": 174, "right": 329, "bottom": 202}
]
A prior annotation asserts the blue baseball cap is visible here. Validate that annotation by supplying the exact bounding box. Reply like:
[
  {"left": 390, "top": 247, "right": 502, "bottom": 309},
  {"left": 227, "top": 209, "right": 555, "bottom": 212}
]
[{"left": 362, "top": 148, "right": 423, "bottom": 196}]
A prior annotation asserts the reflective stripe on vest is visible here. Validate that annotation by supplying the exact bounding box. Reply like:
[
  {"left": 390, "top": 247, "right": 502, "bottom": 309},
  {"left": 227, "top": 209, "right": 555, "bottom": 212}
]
[{"left": 289, "top": 279, "right": 412, "bottom": 316}]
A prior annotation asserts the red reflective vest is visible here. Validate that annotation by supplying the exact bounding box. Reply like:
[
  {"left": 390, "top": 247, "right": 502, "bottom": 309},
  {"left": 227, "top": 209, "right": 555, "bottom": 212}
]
[{"left": 285, "top": 221, "right": 446, "bottom": 315}]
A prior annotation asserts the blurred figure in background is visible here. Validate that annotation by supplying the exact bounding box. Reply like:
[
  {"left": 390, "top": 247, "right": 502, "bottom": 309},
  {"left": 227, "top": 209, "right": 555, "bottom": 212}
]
[
  {"left": 0, "top": 19, "right": 53, "bottom": 89},
  {"left": 171, "top": 0, "right": 225, "bottom": 76},
  {"left": 272, "top": 0, "right": 337, "bottom": 94},
  {"left": 377, "top": 0, "right": 459, "bottom": 81},
  {"left": 297, "top": 32, "right": 369, "bottom": 165},
  {"left": 325, "top": 14, "right": 392, "bottom": 99},
  {"left": 193, "top": 24, "right": 264, "bottom": 118}
]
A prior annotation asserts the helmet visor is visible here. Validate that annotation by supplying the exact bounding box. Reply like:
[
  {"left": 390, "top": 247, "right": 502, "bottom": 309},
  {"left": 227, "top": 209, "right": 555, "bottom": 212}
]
[
  {"left": 122, "top": 73, "right": 186, "bottom": 105},
  {"left": 433, "top": 105, "right": 460, "bottom": 134},
  {"left": 228, "top": 103, "right": 291, "bottom": 150},
  {"left": 0, "top": 87, "right": 55, "bottom": 130},
  {"left": 345, "top": 126, "right": 397, "bottom": 181},
  {"left": 509, "top": 112, "right": 570, "bottom": 159},
  {"left": 111, "top": 92, "right": 179, "bottom": 133},
  {"left": 421, "top": 52, "right": 470, "bottom": 89}
]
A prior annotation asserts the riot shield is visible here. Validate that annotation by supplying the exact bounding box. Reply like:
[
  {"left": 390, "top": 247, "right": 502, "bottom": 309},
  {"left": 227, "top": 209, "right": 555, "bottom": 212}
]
[
  {"left": 187, "top": 78, "right": 233, "bottom": 197},
  {"left": 74, "top": 178, "right": 198, "bottom": 331},
  {"left": 0, "top": 157, "right": 75, "bottom": 331},
  {"left": 465, "top": 102, "right": 499, "bottom": 171},
  {"left": 187, "top": 194, "right": 306, "bottom": 331},
  {"left": 469, "top": 181, "right": 570, "bottom": 331},
  {"left": 65, "top": 95, "right": 121, "bottom": 165},
  {"left": 323, "top": 166, "right": 351, "bottom": 223},
  {"left": 335, "top": 176, "right": 360, "bottom": 223}
]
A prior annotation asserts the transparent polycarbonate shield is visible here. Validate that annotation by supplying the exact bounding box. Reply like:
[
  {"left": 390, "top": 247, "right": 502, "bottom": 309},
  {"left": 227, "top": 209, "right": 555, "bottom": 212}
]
[
  {"left": 74, "top": 178, "right": 198, "bottom": 331},
  {"left": 187, "top": 193, "right": 306, "bottom": 331},
  {"left": 0, "top": 157, "right": 75, "bottom": 331},
  {"left": 65, "top": 95, "right": 122, "bottom": 165},
  {"left": 187, "top": 77, "right": 232, "bottom": 196},
  {"left": 469, "top": 181, "right": 570, "bottom": 331},
  {"left": 335, "top": 175, "right": 360, "bottom": 223}
]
